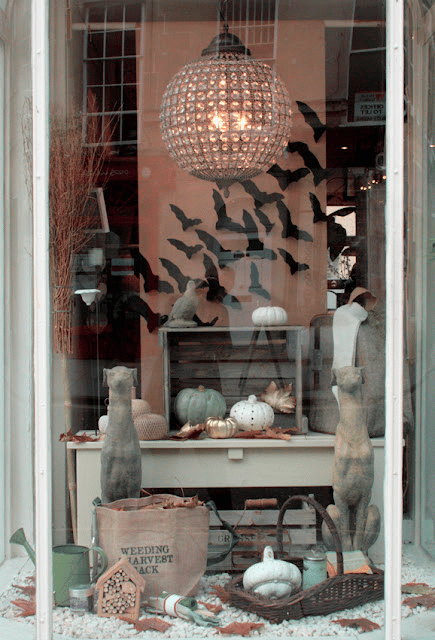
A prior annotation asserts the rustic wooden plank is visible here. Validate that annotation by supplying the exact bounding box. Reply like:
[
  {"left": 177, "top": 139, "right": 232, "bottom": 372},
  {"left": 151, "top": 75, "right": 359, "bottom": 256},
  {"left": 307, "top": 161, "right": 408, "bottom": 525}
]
[
  {"left": 170, "top": 343, "right": 290, "bottom": 362},
  {"left": 171, "top": 362, "right": 295, "bottom": 380},
  {"left": 209, "top": 509, "right": 315, "bottom": 527}
]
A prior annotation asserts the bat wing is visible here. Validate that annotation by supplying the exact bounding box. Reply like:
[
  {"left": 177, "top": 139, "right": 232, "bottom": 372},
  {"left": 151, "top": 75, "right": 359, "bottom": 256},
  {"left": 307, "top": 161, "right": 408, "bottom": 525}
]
[
  {"left": 223, "top": 293, "right": 242, "bottom": 309},
  {"left": 309, "top": 192, "right": 328, "bottom": 223},
  {"left": 159, "top": 257, "right": 190, "bottom": 292},
  {"left": 332, "top": 206, "right": 356, "bottom": 217},
  {"left": 277, "top": 201, "right": 313, "bottom": 242},
  {"left": 240, "top": 179, "right": 284, "bottom": 207},
  {"left": 168, "top": 238, "right": 202, "bottom": 259},
  {"left": 253, "top": 207, "right": 274, "bottom": 234},
  {"left": 248, "top": 262, "right": 271, "bottom": 300},
  {"left": 130, "top": 248, "right": 174, "bottom": 294},
  {"left": 287, "top": 141, "right": 328, "bottom": 185},
  {"left": 296, "top": 101, "right": 327, "bottom": 143},
  {"left": 266, "top": 164, "right": 310, "bottom": 190},
  {"left": 278, "top": 248, "right": 309, "bottom": 274},
  {"left": 170, "top": 203, "right": 202, "bottom": 230},
  {"left": 213, "top": 188, "right": 245, "bottom": 233}
]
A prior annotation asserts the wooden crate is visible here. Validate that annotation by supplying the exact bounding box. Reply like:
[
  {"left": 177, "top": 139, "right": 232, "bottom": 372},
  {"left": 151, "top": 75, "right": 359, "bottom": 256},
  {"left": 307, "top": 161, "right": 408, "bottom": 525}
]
[
  {"left": 159, "top": 326, "right": 308, "bottom": 433},
  {"left": 207, "top": 501, "right": 317, "bottom": 571}
]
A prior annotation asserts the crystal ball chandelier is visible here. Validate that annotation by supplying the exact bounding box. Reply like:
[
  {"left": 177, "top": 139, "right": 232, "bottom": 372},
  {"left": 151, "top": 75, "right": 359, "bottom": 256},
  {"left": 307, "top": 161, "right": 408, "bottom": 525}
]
[{"left": 159, "top": 25, "right": 292, "bottom": 182}]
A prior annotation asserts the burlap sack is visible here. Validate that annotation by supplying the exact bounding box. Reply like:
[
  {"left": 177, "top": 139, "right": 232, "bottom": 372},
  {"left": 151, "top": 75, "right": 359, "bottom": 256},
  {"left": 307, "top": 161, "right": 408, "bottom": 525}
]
[{"left": 96, "top": 494, "right": 210, "bottom": 597}]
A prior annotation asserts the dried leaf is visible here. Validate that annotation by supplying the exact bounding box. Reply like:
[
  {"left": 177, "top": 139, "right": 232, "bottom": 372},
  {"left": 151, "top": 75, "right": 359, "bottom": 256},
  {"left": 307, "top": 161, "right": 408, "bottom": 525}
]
[
  {"left": 234, "top": 426, "right": 292, "bottom": 440},
  {"left": 402, "top": 582, "right": 435, "bottom": 595},
  {"left": 170, "top": 423, "right": 205, "bottom": 440},
  {"left": 12, "top": 599, "right": 36, "bottom": 617},
  {"left": 59, "top": 430, "right": 101, "bottom": 443},
  {"left": 199, "top": 601, "right": 223, "bottom": 613},
  {"left": 119, "top": 616, "right": 172, "bottom": 632},
  {"left": 12, "top": 584, "right": 36, "bottom": 597},
  {"left": 334, "top": 618, "right": 380, "bottom": 632},
  {"left": 210, "top": 585, "right": 230, "bottom": 603},
  {"left": 260, "top": 381, "right": 296, "bottom": 413},
  {"left": 402, "top": 594, "right": 435, "bottom": 609},
  {"left": 217, "top": 622, "right": 264, "bottom": 636}
]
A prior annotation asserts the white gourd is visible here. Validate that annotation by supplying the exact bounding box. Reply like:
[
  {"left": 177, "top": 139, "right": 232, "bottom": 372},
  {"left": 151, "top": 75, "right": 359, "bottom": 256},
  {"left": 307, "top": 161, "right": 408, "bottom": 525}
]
[
  {"left": 230, "top": 395, "right": 274, "bottom": 430},
  {"left": 252, "top": 306, "right": 288, "bottom": 326},
  {"left": 243, "top": 546, "right": 302, "bottom": 599}
]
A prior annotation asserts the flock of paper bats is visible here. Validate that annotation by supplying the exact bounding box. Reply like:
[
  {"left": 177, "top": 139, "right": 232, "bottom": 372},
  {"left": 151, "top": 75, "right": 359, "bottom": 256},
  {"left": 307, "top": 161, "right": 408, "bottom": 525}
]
[{"left": 115, "top": 102, "right": 355, "bottom": 333}]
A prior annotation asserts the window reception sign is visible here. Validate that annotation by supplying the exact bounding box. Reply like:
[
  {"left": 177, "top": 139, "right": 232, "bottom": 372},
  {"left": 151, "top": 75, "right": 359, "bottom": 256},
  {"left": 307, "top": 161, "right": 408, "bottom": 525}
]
[{"left": 354, "top": 92, "right": 386, "bottom": 122}]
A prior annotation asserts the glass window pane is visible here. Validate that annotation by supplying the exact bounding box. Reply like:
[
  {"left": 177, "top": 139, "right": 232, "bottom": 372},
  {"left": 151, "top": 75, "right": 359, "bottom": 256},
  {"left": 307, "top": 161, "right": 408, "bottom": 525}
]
[{"left": 41, "top": 1, "right": 430, "bottom": 637}]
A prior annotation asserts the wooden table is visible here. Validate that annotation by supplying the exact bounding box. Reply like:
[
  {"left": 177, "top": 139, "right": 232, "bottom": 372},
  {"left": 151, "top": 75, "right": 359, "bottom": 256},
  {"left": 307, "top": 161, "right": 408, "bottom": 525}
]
[{"left": 68, "top": 431, "right": 385, "bottom": 562}]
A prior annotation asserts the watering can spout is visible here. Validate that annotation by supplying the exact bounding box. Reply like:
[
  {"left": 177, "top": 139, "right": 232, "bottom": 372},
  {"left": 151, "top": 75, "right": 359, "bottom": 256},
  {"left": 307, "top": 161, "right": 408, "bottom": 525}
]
[{"left": 10, "top": 528, "right": 36, "bottom": 565}]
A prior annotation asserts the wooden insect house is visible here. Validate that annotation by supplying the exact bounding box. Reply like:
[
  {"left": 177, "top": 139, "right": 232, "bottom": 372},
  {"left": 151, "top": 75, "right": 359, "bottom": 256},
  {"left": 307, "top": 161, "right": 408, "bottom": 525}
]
[{"left": 96, "top": 557, "right": 145, "bottom": 621}]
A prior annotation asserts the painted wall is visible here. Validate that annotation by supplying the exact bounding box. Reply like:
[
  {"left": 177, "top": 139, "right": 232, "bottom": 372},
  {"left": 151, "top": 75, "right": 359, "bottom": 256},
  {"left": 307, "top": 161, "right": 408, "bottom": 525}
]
[{"left": 136, "top": 20, "right": 327, "bottom": 410}]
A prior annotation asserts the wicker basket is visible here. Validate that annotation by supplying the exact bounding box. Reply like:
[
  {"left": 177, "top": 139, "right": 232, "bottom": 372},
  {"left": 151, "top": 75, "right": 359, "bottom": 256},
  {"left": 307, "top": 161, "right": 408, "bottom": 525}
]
[
  {"left": 134, "top": 413, "right": 167, "bottom": 440},
  {"left": 225, "top": 495, "right": 384, "bottom": 623}
]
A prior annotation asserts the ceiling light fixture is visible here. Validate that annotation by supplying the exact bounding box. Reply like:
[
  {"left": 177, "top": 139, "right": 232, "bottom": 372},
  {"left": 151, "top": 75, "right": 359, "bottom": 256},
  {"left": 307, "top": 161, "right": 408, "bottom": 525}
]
[{"left": 159, "top": 2, "right": 292, "bottom": 183}]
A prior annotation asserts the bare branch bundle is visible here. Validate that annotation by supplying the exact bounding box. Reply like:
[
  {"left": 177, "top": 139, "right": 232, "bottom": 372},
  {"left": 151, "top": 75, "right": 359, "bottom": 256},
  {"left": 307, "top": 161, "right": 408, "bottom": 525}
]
[{"left": 50, "top": 107, "right": 108, "bottom": 354}]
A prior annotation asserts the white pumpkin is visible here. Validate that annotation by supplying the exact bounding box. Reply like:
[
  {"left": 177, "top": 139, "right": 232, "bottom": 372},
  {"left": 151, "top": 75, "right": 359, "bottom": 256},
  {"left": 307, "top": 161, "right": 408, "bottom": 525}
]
[
  {"left": 230, "top": 395, "right": 274, "bottom": 431},
  {"left": 243, "top": 546, "right": 301, "bottom": 599},
  {"left": 98, "top": 414, "right": 109, "bottom": 433},
  {"left": 252, "top": 306, "right": 288, "bottom": 326}
]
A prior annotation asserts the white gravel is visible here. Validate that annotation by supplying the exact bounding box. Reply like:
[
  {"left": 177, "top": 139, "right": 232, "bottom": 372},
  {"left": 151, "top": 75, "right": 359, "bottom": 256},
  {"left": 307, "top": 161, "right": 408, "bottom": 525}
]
[{"left": 1, "top": 544, "right": 435, "bottom": 639}]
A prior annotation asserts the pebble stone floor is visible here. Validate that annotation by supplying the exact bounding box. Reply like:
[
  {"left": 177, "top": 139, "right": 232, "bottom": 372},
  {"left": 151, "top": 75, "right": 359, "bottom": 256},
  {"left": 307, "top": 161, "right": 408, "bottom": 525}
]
[{"left": 1, "top": 544, "right": 435, "bottom": 640}]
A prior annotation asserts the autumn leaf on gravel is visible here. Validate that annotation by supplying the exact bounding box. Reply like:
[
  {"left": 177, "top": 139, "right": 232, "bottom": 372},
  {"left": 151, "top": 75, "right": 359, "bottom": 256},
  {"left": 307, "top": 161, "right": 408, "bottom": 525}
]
[
  {"left": 199, "top": 601, "right": 223, "bottom": 613},
  {"left": 334, "top": 618, "right": 380, "bottom": 632},
  {"left": 217, "top": 621, "right": 264, "bottom": 636},
  {"left": 118, "top": 616, "right": 172, "bottom": 632},
  {"left": 210, "top": 585, "right": 230, "bottom": 603},
  {"left": 12, "top": 598, "right": 36, "bottom": 617},
  {"left": 12, "top": 584, "right": 36, "bottom": 597},
  {"left": 402, "top": 594, "right": 435, "bottom": 609},
  {"left": 402, "top": 581, "right": 435, "bottom": 595},
  {"left": 59, "top": 430, "right": 101, "bottom": 443}
]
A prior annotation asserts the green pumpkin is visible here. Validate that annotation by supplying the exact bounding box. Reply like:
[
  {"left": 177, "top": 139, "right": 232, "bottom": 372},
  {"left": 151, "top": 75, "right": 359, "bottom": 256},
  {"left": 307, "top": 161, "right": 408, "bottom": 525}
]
[{"left": 174, "top": 385, "right": 226, "bottom": 425}]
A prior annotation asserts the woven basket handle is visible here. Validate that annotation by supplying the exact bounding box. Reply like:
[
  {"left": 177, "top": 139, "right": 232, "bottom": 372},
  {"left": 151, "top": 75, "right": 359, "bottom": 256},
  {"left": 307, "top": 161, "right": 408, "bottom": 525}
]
[{"left": 276, "top": 494, "right": 344, "bottom": 576}]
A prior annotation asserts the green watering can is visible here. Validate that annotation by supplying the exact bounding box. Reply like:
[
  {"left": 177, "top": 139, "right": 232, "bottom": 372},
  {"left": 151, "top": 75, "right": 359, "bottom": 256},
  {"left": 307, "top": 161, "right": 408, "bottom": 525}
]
[{"left": 10, "top": 528, "right": 107, "bottom": 606}]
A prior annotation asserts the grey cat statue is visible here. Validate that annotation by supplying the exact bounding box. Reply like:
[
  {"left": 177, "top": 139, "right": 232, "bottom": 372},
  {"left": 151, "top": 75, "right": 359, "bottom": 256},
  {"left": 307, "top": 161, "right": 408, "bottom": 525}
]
[
  {"left": 322, "top": 366, "right": 380, "bottom": 555},
  {"left": 100, "top": 366, "right": 142, "bottom": 504}
]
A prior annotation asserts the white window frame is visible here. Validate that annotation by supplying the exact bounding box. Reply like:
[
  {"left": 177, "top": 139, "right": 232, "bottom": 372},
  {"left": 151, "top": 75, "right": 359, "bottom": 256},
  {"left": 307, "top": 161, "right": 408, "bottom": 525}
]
[{"left": 30, "top": 0, "right": 405, "bottom": 637}]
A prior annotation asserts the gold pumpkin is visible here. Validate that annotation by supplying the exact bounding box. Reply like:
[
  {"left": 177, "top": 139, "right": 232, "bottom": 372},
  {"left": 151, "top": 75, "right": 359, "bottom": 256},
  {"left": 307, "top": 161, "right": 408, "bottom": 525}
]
[{"left": 205, "top": 416, "right": 238, "bottom": 439}]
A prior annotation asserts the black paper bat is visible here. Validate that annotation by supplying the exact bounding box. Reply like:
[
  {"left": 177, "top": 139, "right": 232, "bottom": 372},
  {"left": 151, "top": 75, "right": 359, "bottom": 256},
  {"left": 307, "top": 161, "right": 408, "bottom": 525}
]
[
  {"left": 114, "top": 293, "right": 167, "bottom": 333},
  {"left": 241, "top": 210, "right": 277, "bottom": 261},
  {"left": 287, "top": 141, "right": 329, "bottom": 186},
  {"left": 327, "top": 217, "right": 349, "bottom": 262},
  {"left": 332, "top": 206, "right": 356, "bottom": 217},
  {"left": 215, "top": 178, "right": 238, "bottom": 195},
  {"left": 213, "top": 189, "right": 245, "bottom": 234},
  {"left": 195, "top": 228, "right": 244, "bottom": 268},
  {"left": 276, "top": 200, "right": 313, "bottom": 242},
  {"left": 202, "top": 253, "right": 227, "bottom": 302},
  {"left": 170, "top": 204, "right": 202, "bottom": 231},
  {"left": 309, "top": 192, "right": 328, "bottom": 223},
  {"left": 253, "top": 207, "right": 274, "bottom": 234},
  {"left": 240, "top": 179, "right": 284, "bottom": 208},
  {"left": 168, "top": 238, "right": 203, "bottom": 259},
  {"left": 266, "top": 164, "right": 310, "bottom": 190},
  {"left": 296, "top": 101, "right": 327, "bottom": 143},
  {"left": 248, "top": 262, "right": 271, "bottom": 300},
  {"left": 278, "top": 248, "right": 310, "bottom": 275},
  {"left": 159, "top": 258, "right": 192, "bottom": 292},
  {"left": 130, "top": 248, "right": 174, "bottom": 294}
]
